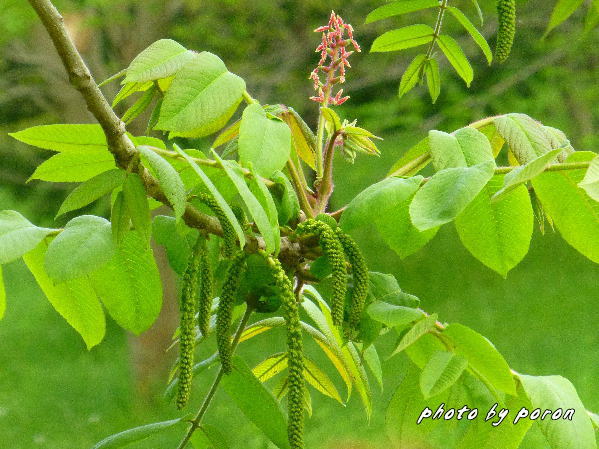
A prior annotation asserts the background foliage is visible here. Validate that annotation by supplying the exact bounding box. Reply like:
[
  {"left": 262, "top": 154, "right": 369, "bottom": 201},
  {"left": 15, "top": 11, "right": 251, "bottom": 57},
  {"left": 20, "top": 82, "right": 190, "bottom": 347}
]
[{"left": 1, "top": 1, "right": 598, "bottom": 448}]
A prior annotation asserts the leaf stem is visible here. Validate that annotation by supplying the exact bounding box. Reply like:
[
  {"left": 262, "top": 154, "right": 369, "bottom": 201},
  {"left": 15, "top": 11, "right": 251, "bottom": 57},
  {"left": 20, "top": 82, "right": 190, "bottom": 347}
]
[
  {"left": 425, "top": 0, "right": 449, "bottom": 60},
  {"left": 315, "top": 130, "right": 342, "bottom": 214},
  {"left": 175, "top": 306, "right": 254, "bottom": 449},
  {"left": 286, "top": 160, "right": 315, "bottom": 218},
  {"left": 314, "top": 89, "right": 333, "bottom": 180}
]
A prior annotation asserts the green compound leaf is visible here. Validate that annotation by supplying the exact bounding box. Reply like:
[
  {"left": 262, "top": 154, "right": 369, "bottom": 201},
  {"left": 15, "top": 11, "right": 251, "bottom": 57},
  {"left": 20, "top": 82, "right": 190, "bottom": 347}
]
[
  {"left": 56, "top": 169, "right": 126, "bottom": 218},
  {"left": 578, "top": 154, "right": 599, "bottom": 201},
  {"left": 90, "top": 231, "right": 162, "bottom": 335},
  {"left": 124, "top": 39, "right": 195, "bottom": 83},
  {"left": 221, "top": 356, "right": 290, "bottom": 449},
  {"left": 173, "top": 145, "right": 245, "bottom": 249},
  {"left": 444, "top": 323, "right": 516, "bottom": 396},
  {"left": 213, "top": 154, "right": 277, "bottom": 254},
  {"left": 447, "top": 6, "right": 492, "bottom": 64},
  {"left": 138, "top": 146, "right": 186, "bottom": 219},
  {"left": 410, "top": 161, "right": 495, "bottom": 231},
  {"left": 366, "top": 0, "right": 439, "bottom": 24},
  {"left": 123, "top": 173, "right": 152, "bottom": 243},
  {"left": 91, "top": 418, "right": 185, "bottom": 449},
  {"left": 455, "top": 175, "right": 534, "bottom": 277},
  {"left": 493, "top": 148, "right": 563, "bottom": 201},
  {"left": 399, "top": 54, "right": 427, "bottom": 98},
  {"left": 23, "top": 239, "right": 106, "bottom": 349},
  {"left": 519, "top": 374, "right": 597, "bottom": 449},
  {"left": 9, "top": 124, "right": 107, "bottom": 152},
  {"left": 29, "top": 149, "right": 115, "bottom": 183},
  {"left": 0, "top": 210, "right": 57, "bottom": 264},
  {"left": 424, "top": 57, "right": 441, "bottom": 103},
  {"left": 370, "top": 24, "right": 435, "bottom": 53},
  {"left": 437, "top": 34, "right": 474, "bottom": 86},
  {"left": 155, "top": 52, "right": 245, "bottom": 137},
  {"left": 238, "top": 104, "right": 291, "bottom": 178},
  {"left": 419, "top": 351, "right": 468, "bottom": 398},
  {"left": 45, "top": 215, "right": 115, "bottom": 282},
  {"left": 532, "top": 152, "right": 599, "bottom": 263}
]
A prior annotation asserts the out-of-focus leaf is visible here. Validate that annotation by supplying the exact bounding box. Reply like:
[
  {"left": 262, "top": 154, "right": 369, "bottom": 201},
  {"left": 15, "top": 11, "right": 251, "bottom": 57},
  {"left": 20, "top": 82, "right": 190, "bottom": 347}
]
[
  {"left": 371, "top": 25, "right": 435, "bottom": 52},
  {"left": 91, "top": 418, "right": 185, "bottom": 449},
  {"left": 0, "top": 210, "right": 56, "bottom": 264}
]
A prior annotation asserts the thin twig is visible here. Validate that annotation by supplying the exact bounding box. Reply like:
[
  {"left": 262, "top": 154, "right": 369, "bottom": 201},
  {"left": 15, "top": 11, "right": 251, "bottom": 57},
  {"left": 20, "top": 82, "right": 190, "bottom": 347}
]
[
  {"left": 176, "top": 306, "right": 254, "bottom": 449},
  {"left": 287, "top": 159, "right": 315, "bottom": 218}
]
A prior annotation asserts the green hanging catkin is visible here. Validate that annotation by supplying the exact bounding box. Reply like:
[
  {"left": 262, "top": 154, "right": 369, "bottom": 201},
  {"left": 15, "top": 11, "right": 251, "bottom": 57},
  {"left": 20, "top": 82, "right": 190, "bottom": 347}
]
[
  {"left": 265, "top": 256, "right": 304, "bottom": 449},
  {"left": 296, "top": 219, "right": 347, "bottom": 326},
  {"left": 216, "top": 252, "right": 247, "bottom": 374},
  {"left": 196, "top": 240, "right": 213, "bottom": 338},
  {"left": 495, "top": 0, "right": 516, "bottom": 63},
  {"left": 197, "top": 193, "right": 237, "bottom": 257},
  {"left": 335, "top": 228, "right": 368, "bottom": 340},
  {"left": 176, "top": 237, "right": 204, "bottom": 409}
]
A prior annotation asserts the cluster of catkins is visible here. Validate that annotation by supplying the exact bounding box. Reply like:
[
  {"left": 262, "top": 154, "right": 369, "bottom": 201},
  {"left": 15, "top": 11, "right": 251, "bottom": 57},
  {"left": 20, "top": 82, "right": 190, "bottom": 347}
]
[{"left": 176, "top": 210, "right": 368, "bottom": 449}]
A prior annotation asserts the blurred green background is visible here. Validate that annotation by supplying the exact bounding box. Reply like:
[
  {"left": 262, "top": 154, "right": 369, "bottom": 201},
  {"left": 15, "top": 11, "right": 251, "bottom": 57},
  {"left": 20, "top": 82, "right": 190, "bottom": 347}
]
[{"left": 1, "top": 0, "right": 598, "bottom": 448}]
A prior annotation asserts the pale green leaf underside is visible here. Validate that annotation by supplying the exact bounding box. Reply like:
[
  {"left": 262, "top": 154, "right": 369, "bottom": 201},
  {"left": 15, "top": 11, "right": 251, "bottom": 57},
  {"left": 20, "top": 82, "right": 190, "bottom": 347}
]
[
  {"left": 0, "top": 210, "right": 56, "bottom": 264},
  {"left": 156, "top": 52, "right": 245, "bottom": 136},
  {"left": 124, "top": 39, "right": 195, "bottom": 83},
  {"left": 494, "top": 113, "right": 555, "bottom": 163},
  {"left": 367, "top": 301, "right": 424, "bottom": 327},
  {"left": 45, "top": 215, "right": 115, "bottom": 281},
  {"left": 578, "top": 155, "right": 599, "bottom": 201},
  {"left": 24, "top": 239, "right": 106, "bottom": 349},
  {"left": 519, "top": 374, "right": 597, "bottom": 449},
  {"left": 419, "top": 351, "right": 468, "bottom": 398}
]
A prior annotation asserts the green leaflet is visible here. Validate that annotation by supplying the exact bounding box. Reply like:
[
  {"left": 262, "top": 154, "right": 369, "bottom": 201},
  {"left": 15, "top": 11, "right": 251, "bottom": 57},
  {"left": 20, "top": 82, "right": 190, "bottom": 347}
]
[
  {"left": 238, "top": 104, "right": 291, "bottom": 178},
  {"left": 121, "top": 86, "right": 156, "bottom": 124},
  {"left": 389, "top": 313, "right": 438, "bottom": 358},
  {"left": 366, "top": 0, "right": 439, "bottom": 24},
  {"left": 253, "top": 352, "right": 288, "bottom": 382},
  {"left": 399, "top": 54, "right": 427, "bottom": 98},
  {"left": 138, "top": 146, "right": 186, "bottom": 219},
  {"left": 110, "top": 191, "right": 130, "bottom": 244},
  {"left": 303, "top": 356, "right": 343, "bottom": 403},
  {"left": 123, "top": 173, "right": 152, "bottom": 243},
  {"left": 444, "top": 323, "right": 516, "bottom": 396},
  {"left": 56, "top": 169, "right": 126, "bottom": 218},
  {"left": 190, "top": 424, "right": 230, "bottom": 449},
  {"left": 124, "top": 39, "right": 195, "bottom": 83},
  {"left": 23, "top": 239, "right": 106, "bottom": 349},
  {"left": 419, "top": 351, "right": 468, "bottom": 398},
  {"left": 437, "top": 34, "right": 473, "bottom": 86},
  {"left": 367, "top": 272, "right": 420, "bottom": 308},
  {"left": 546, "top": 0, "right": 585, "bottom": 35},
  {"left": 579, "top": 154, "right": 599, "bottom": 201},
  {"left": 362, "top": 345, "right": 383, "bottom": 391},
  {"left": 519, "top": 375, "right": 597, "bottom": 449},
  {"left": 410, "top": 161, "right": 495, "bottom": 231},
  {"left": 370, "top": 24, "right": 435, "bottom": 52},
  {"left": 91, "top": 418, "right": 185, "bottom": 449},
  {"left": 213, "top": 153, "right": 277, "bottom": 254},
  {"left": 0, "top": 266, "right": 6, "bottom": 320},
  {"left": 447, "top": 6, "right": 492, "bottom": 64},
  {"left": 493, "top": 147, "right": 563, "bottom": 200},
  {"left": 387, "top": 136, "right": 431, "bottom": 177},
  {"left": 248, "top": 167, "right": 281, "bottom": 254},
  {"left": 221, "top": 356, "right": 291, "bottom": 449},
  {"left": 45, "top": 215, "right": 115, "bottom": 282},
  {"left": 173, "top": 145, "right": 245, "bottom": 249},
  {"left": 429, "top": 127, "right": 494, "bottom": 170},
  {"left": 155, "top": 52, "right": 245, "bottom": 136},
  {"left": 90, "top": 231, "right": 162, "bottom": 335},
  {"left": 29, "top": 149, "right": 115, "bottom": 183},
  {"left": 494, "top": 113, "right": 555, "bottom": 163},
  {"left": 279, "top": 108, "right": 316, "bottom": 170},
  {"left": 367, "top": 301, "right": 424, "bottom": 328},
  {"left": 532, "top": 152, "right": 599, "bottom": 263},
  {"left": 152, "top": 215, "right": 192, "bottom": 275},
  {"left": 424, "top": 57, "right": 441, "bottom": 103},
  {"left": 0, "top": 210, "right": 57, "bottom": 264},
  {"left": 9, "top": 124, "right": 107, "bottom": 152},
  {"left": 112, "top": 81, "right": 153, "bottom": 107},
  {"left": 455, "top": 175, "right": 533, "bottom": 277},
  {"left": 270, "top": 171, "right": 300, "bottom": 225}
]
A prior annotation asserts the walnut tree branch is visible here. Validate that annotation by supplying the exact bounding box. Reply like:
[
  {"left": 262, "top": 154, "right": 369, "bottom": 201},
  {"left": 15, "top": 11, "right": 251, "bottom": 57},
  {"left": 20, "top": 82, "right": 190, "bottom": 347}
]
[{"left": 27, "top": 0, "right": 313, "bottom": 264}]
